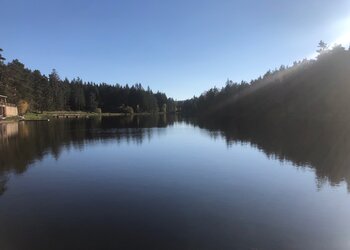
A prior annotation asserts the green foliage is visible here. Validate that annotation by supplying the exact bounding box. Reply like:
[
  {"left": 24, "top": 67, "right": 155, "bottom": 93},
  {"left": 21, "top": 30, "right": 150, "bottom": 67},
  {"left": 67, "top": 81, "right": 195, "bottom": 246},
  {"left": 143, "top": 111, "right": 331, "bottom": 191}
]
[
  {"left": 160, "top": 103, "right": 167, "bottom": 113},
  {"left": 94, "top": 108, "right": 102, "bottom": 114},
  {"left": 125, "top": 106, "right": 134, "bottom": 114},
  {"left": 18, "top": 100, "right": 29, "bottom": 115},
  {"left": 117, "top": 105, "right": 134, "bottom": 114},
  {"left": 181, "top": 43, "right": 350, "bottom": 122},
  {"left": 0, "top": 48, "right": 5, "bottom": 61},
  {"left": 0, "top": 49, "right": 175, "bottom": 113},
  {"left": 317, "top": 40, "right": 328, "bottom": 54}
]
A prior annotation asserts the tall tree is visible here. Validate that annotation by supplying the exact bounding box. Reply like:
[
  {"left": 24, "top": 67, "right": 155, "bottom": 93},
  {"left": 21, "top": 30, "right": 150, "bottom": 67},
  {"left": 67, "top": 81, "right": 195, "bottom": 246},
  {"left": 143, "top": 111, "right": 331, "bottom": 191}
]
[
  {"left": 317, "top": 40, "right": 328, "bottom": 54},
  {"left": 0, "top": 48, "right": 5, "bottom": 61}
]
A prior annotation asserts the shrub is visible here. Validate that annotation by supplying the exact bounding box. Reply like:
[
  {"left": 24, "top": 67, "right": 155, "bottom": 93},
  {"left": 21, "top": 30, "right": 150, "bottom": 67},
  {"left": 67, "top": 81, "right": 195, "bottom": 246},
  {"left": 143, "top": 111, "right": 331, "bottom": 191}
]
[
  {"left": 18, "top": 100, "right": 29, "bottom": 115},
  {"left": 94, "top": 108, "right": 102, "bottom": 114},
  {"left": 117, "top": 105, "right": 134, "bottom": 114}
]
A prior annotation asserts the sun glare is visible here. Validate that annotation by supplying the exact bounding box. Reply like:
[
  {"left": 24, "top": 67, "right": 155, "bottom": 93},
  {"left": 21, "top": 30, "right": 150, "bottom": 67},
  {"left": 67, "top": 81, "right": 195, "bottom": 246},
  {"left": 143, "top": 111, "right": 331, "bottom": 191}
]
[
  {"left": 332, "top": 16, "right": 350, "bottom": 47},
  {"left": 307, "top": 16, "right": 350, "bottom": 59}
]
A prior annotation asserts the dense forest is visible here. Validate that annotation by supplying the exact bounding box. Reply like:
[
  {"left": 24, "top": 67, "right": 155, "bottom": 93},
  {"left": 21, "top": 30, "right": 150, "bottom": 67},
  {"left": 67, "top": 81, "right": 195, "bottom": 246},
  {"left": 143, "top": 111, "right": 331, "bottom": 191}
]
[
  {"left": 181, "top": 42, "right": 350, "bottom": 122},
  {"left": 0, "top": 49, "right": 176, "bottom": 114},
  {"left": 2, "top": 42, "right": 350, "bottom": 120}
]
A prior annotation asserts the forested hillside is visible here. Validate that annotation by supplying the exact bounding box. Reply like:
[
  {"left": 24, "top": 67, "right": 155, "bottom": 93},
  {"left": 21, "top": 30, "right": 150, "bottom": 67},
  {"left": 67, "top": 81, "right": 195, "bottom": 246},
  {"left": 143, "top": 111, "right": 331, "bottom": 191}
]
[
  {"left": 0, "top": 49, "right": 176, "bottom": 113},
  {"left": 2, "top": 42, "right": 350, "bottom": 120},
  {"left": 181, "top": 42, "right": 350, "bottom": 121}
]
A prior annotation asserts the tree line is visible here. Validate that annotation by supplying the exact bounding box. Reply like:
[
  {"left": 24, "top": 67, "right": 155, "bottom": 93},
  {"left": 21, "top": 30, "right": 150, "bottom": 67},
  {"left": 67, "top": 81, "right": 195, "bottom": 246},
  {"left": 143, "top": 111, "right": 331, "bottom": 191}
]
[
  {"left": 0, "top": 50, "right": 176, "bottom": 114},
  {"left": 2, "top": 41, "right": 350, "bottom": 119},
  {"left": 180, "top": 41, "right": 350, "bottom": 122}
]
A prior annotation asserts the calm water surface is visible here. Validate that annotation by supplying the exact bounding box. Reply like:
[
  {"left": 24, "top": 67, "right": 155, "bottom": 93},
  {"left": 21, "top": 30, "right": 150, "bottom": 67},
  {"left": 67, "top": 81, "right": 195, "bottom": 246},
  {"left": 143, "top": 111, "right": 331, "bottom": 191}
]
[{"left": 0, "top": 115, "right": 350, "bottom": 250}]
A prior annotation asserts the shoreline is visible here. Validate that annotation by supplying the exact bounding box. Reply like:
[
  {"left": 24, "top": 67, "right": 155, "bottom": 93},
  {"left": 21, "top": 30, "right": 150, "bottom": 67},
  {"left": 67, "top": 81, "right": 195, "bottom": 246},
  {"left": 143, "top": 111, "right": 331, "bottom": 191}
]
[{"left": 0, "top": 111, "right": 170, "bottom": 124}]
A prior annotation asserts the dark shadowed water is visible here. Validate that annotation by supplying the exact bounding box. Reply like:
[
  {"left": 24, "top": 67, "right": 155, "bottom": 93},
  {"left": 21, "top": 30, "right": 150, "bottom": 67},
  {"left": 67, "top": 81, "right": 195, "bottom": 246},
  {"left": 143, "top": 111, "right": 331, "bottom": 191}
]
[{"left": 0, "top": 115, "right": 350, "bottom": 250}]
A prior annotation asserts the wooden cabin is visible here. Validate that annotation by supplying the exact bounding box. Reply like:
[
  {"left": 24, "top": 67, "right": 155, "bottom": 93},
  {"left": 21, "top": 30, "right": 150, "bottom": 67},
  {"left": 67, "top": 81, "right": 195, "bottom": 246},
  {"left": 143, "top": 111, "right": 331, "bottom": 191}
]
[{"left": 0, "top": 95, "right": 18, "bottom": 118}]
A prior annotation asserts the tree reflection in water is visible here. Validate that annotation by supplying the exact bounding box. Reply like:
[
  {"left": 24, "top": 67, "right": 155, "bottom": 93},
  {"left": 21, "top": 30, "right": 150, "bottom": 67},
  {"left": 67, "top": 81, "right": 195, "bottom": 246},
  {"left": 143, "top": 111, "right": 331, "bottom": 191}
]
[
  {"left": 1, "top": 115, "right": 350, "bottom": 195},
  {"left": 0, "top": 115, "right": 176, "bottom": 195}
]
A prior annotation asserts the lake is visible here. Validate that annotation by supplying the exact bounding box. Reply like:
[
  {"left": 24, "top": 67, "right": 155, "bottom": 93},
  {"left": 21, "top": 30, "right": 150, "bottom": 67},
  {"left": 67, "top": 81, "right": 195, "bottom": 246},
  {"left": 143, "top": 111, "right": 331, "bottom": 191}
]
[{"left": 0, "top": 115, "right": 350, "bottom": 250}]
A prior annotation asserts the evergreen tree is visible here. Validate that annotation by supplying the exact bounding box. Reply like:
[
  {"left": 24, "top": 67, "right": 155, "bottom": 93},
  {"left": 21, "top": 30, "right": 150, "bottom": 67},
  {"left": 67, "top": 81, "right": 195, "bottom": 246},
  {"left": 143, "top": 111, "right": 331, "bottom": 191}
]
[{"left": 0, "top": 50, "right": 172, "bottom": 113}]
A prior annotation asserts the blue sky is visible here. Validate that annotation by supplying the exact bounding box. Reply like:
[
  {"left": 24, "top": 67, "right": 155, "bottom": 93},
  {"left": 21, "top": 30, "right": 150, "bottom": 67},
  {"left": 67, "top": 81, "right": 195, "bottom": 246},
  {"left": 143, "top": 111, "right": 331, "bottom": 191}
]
[{"left": 1, "top": 0, "right": 350, "bottom": 100}]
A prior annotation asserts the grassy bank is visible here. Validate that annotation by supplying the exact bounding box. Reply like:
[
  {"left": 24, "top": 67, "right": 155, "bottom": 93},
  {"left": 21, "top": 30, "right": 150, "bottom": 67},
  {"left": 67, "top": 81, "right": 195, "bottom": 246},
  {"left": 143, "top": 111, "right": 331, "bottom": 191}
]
[
  {"left": 0, "top": 111, "right": 168, "bottom": 124},
  {"left": 40, "top": 111, "right": 155, "bottom": 117},
  {"left": 25, "top": 111, "right": 166, "bottom": 119},
  {"left": 23, "top": 111, "right": 116, "bottom": 120},
  {"left": 0, "top": 116, "right": 20, "bottom": 124}
]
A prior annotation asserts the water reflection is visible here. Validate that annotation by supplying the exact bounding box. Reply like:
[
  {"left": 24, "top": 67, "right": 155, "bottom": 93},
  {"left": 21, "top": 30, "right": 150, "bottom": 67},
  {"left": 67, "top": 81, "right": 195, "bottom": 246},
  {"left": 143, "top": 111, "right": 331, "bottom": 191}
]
[
  {"left": 0, "top": 115, "right": 178, "bottom": 195},
  {"left": 189, "top": 118, "right": 350, "bottom": 191},
  {"left": 1, "top": 115, "right": 350, "bottom": 195},
  {"left": 1, "top": 115, "right": 350, "bottom": 250},
  {"left": 0, "top": 122, "right": 19, "bottom": 139}
]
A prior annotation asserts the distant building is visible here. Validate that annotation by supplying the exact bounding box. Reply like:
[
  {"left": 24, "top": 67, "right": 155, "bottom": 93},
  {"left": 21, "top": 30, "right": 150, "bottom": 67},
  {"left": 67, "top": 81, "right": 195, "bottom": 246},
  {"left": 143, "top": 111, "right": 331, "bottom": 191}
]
[{"left": 0, "top": 95, "right": 18, "bottom": 118}]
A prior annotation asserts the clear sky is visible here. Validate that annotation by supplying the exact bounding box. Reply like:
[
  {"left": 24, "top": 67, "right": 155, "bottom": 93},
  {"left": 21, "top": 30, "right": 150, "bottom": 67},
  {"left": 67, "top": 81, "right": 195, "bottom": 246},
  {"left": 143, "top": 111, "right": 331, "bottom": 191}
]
[{"left": 1, "top": 0, "right": 350, "bottom": 100}]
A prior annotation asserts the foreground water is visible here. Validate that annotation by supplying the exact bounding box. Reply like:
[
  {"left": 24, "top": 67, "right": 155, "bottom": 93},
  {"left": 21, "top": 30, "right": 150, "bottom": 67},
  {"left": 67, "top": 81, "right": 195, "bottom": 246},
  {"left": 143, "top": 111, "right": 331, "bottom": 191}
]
[{"left": 0, "top": 115, "right": 350, "bottom": 250}]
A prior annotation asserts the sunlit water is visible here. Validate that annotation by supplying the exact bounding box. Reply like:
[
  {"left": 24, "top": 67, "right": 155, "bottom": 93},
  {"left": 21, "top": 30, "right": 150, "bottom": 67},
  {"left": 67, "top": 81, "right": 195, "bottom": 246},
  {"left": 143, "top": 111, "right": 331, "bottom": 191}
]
[{"left": 0, "top": 116, "right": 349, "bottom": 250}]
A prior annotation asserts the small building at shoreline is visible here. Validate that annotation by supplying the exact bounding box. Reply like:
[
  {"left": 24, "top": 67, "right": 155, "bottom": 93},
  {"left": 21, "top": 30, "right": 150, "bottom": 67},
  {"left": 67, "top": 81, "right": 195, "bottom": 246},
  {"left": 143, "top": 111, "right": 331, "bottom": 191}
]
[{"left": 0, "top": 95, "right": 18, "bottom": 118}]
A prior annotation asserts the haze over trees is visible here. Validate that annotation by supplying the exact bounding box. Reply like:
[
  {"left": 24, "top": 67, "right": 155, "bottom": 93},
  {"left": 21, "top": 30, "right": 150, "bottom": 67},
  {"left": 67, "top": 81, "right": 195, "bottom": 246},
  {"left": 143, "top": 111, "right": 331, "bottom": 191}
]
[
  {"left": 0, "top": 50, "right": 176, "bottom": 114},
  {"left": 181, "top": 42, "right": 350, "bottom": 122}
]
